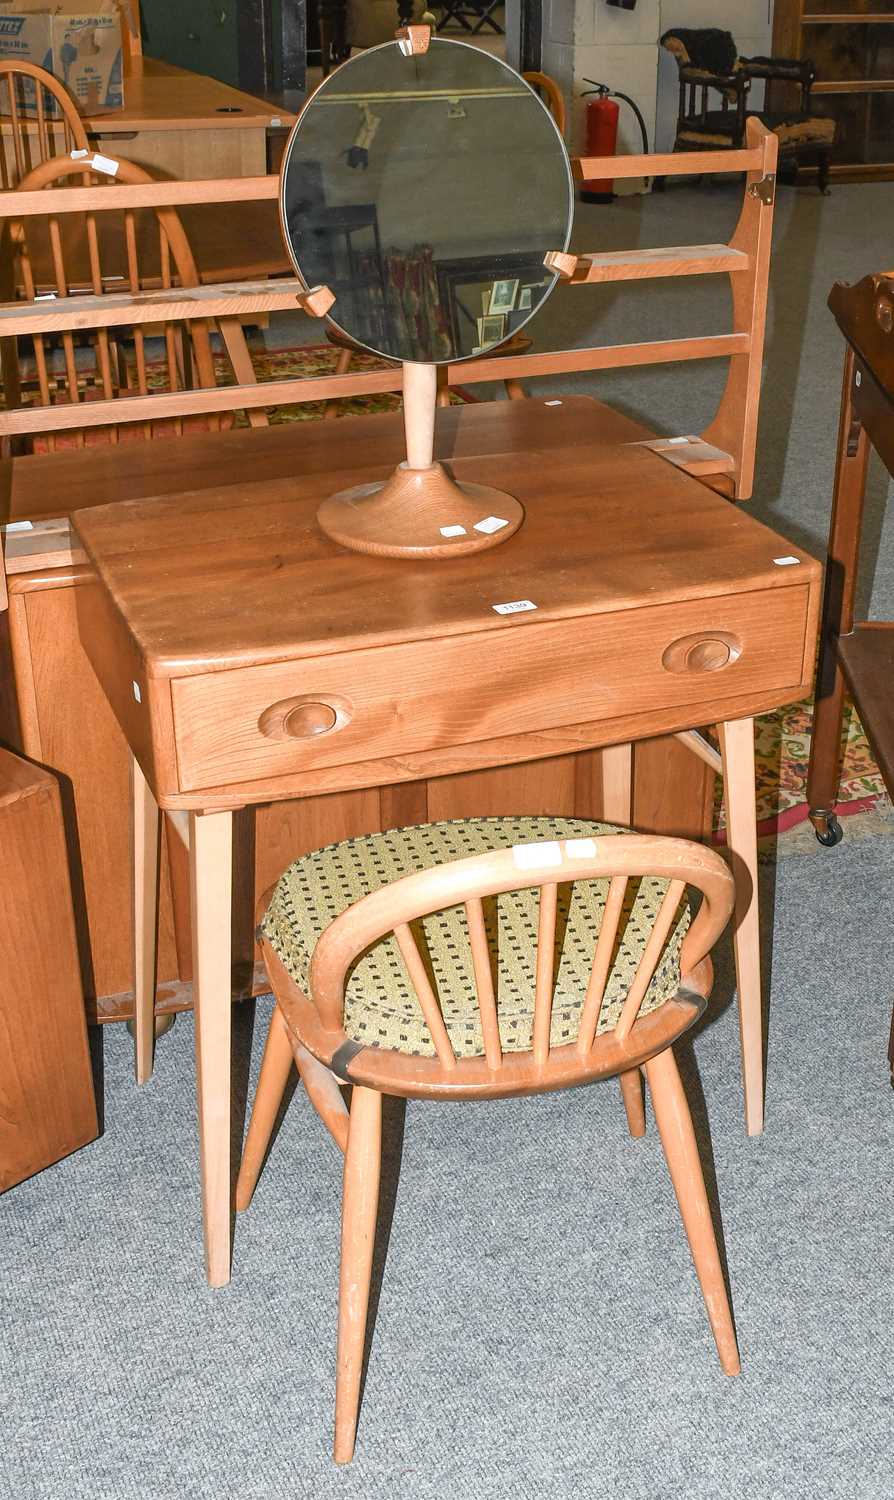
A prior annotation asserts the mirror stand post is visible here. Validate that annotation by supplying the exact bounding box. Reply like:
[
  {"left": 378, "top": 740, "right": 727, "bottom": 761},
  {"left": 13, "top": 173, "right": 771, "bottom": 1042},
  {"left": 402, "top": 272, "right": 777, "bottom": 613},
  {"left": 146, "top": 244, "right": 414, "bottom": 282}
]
[
  {"left": 403, "top": 361, "right": 437, "bottom": 469},
  {"left": 315, "top": 362, "right": 525, "bottom": 560}
]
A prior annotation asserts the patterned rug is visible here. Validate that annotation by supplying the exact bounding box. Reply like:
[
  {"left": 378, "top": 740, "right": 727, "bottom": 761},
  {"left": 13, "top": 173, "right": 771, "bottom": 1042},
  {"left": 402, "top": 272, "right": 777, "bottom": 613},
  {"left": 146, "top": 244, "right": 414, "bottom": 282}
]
[{"left": 713, "top": 696, "right": 888, "bottom": 841}]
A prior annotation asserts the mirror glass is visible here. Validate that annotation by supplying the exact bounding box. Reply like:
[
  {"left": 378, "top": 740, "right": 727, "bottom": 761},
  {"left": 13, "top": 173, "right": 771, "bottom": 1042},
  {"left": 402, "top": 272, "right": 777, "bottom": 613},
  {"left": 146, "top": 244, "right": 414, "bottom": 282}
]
[{"left": 280, "top": 38, "right": 573, "bottom": 365}]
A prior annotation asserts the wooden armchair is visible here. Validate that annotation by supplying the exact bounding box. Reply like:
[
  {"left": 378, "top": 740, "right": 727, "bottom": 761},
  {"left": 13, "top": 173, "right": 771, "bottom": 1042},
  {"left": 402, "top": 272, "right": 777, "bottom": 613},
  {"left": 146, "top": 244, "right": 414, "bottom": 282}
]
[
  {"left": 660, "top": 27, "right": 835, "bottom": 192},
  {"left": 236, "top": 816, "right": 738, "bottom": 1462}
]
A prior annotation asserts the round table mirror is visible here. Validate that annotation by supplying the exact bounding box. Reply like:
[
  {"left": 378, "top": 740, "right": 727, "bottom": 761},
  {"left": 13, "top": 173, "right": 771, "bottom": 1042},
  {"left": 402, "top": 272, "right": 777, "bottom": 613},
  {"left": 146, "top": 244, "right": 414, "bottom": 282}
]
[{"left": 280, "top": 34, "right": 573, "bottom": 558}]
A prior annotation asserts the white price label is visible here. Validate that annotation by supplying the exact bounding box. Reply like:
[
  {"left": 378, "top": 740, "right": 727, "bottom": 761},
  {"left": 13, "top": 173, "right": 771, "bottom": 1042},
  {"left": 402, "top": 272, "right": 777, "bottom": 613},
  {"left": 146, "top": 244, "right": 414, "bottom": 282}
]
[
  {"left": 492, "top": 599, "right": 536, "bottom": 615},
  {"left": 513, "top": 841, "right": 562, "bottom": 869}
]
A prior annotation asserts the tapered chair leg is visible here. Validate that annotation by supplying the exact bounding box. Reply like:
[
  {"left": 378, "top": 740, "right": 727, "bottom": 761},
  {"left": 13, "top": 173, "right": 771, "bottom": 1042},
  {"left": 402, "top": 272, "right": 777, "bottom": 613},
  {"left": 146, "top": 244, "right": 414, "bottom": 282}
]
[
  {"left": 644, "top": 1047, "right": 740, "bottom": 1376},
  {"left": 334, "top": 1085, "right": 383, "bottom": 1465},
  {"left": 235, "top": 1006, "right": 296, "bottom": 1212},
  {"left": 619, "top": 1067, "right": 646, "bottom": 1137}
]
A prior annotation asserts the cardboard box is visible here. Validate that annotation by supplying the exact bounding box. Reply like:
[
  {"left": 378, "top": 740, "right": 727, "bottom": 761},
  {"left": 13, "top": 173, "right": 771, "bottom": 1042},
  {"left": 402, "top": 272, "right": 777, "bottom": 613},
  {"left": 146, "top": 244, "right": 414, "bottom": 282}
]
[{"left": 0, "top": 1, "right": 124, "bottom": 117}]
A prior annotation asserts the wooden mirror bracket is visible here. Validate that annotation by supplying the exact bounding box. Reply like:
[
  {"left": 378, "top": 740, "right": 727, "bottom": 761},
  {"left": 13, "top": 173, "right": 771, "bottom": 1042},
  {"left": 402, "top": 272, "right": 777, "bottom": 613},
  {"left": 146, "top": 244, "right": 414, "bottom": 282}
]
[
  {"left": 396, "top": 24, "right": 433, "bottom": 55},
  {"left": 297, "top": 284, "right": 335, "bottom": 317},
  {"left": 316, "top": 362, "right": 524, "bottom": 559}
]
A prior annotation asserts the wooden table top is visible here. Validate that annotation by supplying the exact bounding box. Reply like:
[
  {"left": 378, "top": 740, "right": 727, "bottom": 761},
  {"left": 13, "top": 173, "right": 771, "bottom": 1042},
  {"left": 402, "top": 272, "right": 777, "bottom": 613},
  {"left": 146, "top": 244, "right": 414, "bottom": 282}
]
[
  {"left": 69, "top": 397, "right": 821, "bottom": 680},
  {"left": 1, "top": 396, "right": 652, "bottom": 522},
  {"left": 0, "top": 58, "right": 295, "bottom": 137},
  {"left": 86, "top": 57, "right": 295, "bottom": 134}
]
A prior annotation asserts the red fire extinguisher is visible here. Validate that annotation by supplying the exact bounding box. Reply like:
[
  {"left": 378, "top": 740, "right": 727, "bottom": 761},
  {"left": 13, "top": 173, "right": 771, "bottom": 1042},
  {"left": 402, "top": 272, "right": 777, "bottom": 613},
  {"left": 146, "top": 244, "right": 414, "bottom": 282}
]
[{"left": 579, "top": 80, "right": 650, "bottom": 204}]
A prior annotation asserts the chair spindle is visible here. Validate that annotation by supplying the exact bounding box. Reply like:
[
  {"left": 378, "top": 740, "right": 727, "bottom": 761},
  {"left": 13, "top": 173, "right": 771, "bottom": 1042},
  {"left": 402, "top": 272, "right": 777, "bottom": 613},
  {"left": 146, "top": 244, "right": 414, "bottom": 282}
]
[
  {"left": 393, "top": 922, "right": 457, "bottom": 1069},
  {"left": 577, "top": 874, "right": 629, "bottom": 1054},
  {"left": 532, "top": 881, "right": 558, "bottom": 1066},
  {"left": 614, "top": 879, "right": 686, "bottom": 1042},
  {"left": 464, "top": 896, "right": 501, "bottom": 1070}
]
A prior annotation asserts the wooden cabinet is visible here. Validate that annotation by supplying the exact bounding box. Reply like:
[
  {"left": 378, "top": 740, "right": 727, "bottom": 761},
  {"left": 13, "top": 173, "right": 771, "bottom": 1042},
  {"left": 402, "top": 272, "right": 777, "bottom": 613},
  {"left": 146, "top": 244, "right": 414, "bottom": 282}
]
[
  {"left": 772, "top": 0, "right": 894, "bottom": 181},
  {"left": 0, "top": 750, "right": 97, "bottom": 1192}
]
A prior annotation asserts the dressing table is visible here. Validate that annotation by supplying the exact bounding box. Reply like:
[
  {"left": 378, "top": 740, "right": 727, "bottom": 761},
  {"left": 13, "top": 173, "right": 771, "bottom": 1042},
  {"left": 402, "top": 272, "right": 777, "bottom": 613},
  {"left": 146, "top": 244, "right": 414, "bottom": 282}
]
[
  {"left": 71, "top": 397, "right": 822, "bottom": 1285},
  {"left": 58, "top": 35, "right": 821, "bottom": 1285}
]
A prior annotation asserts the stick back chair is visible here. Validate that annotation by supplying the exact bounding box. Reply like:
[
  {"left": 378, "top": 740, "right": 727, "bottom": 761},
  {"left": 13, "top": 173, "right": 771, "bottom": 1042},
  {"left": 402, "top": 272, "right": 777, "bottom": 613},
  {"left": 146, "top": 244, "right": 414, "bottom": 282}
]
[
  {"left": 0, "top": 61, "right": 89, "bottom": 190},
  {"left": 5, "top": 153, "right": 267, "bottom": 452},
  {"left": 236, "top": 815, "right": 739, "bottom": 1463}
]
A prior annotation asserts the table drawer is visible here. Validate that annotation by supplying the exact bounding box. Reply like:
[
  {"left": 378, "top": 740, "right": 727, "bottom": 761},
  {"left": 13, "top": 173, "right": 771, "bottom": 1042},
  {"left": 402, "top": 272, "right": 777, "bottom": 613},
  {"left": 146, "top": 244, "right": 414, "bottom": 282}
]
[{"left": 170, "top": 585, "right": 810, "bottom": 792}]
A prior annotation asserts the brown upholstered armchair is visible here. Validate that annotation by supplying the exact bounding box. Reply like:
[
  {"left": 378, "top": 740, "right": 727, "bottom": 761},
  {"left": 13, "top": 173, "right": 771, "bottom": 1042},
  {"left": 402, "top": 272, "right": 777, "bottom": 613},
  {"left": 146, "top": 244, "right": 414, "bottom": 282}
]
[{"left": 660, "top": 27, "right": 836, "bottom": 193}]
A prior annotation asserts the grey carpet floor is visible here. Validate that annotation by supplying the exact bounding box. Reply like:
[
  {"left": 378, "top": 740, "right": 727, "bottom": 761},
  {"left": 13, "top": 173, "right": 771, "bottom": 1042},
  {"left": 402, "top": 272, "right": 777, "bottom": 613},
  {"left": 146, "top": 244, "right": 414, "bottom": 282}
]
[
  {"left": 4, "top": 184, "right": 894, "bottom": 1497},
  {"left": 3, "top": 841, "right": 892, "bottom": 1498}
]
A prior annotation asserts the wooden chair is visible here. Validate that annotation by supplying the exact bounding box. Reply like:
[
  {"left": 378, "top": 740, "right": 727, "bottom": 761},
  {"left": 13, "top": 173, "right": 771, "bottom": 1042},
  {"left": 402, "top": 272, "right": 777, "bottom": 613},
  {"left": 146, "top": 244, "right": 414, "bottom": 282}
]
[
  {"left": 118, "top": 0, "right": 143, "bottom": 72},
  {"left": 659, "top": 28, "right": 835, "bottom": 193},
  {"left": 5, "top": 153, "right": 267, "bottom": 451},
  {"left": 236, "top": 816, "right": 739, "bottom": 1463},
  {"left": 0, "top": 61, "right": 89, "bottom": 190}
]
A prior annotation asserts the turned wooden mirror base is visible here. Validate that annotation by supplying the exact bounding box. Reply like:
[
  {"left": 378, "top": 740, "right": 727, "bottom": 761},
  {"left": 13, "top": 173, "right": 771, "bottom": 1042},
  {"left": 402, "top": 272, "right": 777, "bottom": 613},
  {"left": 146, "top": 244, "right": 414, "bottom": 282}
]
[{"left": 316, "top": 362, "right": 524, "bottom": 559}]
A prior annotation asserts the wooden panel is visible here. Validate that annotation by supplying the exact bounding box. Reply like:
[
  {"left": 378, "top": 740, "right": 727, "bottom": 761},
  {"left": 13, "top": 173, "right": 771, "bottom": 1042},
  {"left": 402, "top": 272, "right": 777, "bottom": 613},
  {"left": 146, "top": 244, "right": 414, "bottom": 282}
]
[
  {"left": 253, "top": 790, "right": 381, "bottom": 912},
  {"left": 170, "top": 589, "right": 810, "bottom": 794},
  {"left": 16, "top": 581, "right": 181, "bottom": 1005},
  {"left": 568, "top": 245, "right": 749, "bottom": 284},
  {"left": 91, "top": 126, "right": 266, "bottom": 180},
  {"left": 839, "top": 624, "right": 894, "bottom": 793},
  {"left": 631, "top": 736, "right": 716, "bottom": 839},
  {"left": 427, "top": 755, "right": 578, "bottom": 821},
  {"left": 0, "top": 749, "right": 97, "bottom": 1191},
  {"left": 0, "top": 278, "right": 321, "bottom": 337}
]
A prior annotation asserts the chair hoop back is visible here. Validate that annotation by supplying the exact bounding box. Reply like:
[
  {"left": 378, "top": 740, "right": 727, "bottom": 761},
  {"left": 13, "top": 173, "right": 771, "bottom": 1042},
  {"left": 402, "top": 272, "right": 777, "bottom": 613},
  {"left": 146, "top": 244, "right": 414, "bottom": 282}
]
[
  {"left": 309, "top": 833, "right": 735, "bottom": 1078},
  {"left": 0, "top": 61, "right": 88, "bottom": 189}
]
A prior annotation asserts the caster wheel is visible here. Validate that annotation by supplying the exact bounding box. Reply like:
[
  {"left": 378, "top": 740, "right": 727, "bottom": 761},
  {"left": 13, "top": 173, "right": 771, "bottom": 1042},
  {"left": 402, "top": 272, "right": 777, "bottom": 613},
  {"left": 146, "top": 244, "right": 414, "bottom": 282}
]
[
  {"left": 126, "top": 1012, "right": 176, "bottom": 1041},
  {"left": 812, "top": 812, "right": 843, "bottom": 847}
]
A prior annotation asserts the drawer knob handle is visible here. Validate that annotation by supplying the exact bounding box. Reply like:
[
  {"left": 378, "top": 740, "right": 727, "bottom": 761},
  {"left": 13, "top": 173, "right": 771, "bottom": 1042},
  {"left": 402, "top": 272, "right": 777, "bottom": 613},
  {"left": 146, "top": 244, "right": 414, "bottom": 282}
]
[
  {"left": 258, "top": 694, "right": 351, "bottom": 741},
  {"left": 284, "top": 702, "right": 338, "bottom": 737},
  {"left": 662, "top": 632, "right": 741, "bottom": 674}
]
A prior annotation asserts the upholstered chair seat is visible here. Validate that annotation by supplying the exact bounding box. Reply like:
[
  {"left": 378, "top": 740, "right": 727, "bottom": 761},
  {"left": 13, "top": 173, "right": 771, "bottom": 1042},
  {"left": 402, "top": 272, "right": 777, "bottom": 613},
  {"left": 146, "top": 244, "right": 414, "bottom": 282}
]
[{"left": 261, "top": 816, "right": 690, "bottom": 1060}]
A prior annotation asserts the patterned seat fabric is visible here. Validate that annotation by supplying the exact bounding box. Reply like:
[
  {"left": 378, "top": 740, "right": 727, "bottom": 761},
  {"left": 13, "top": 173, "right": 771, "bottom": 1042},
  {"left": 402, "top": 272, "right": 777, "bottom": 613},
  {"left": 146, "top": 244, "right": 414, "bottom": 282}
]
[
  {"left": 677, "top": 110, "right": 835, "bottom": 149},
  {"left": 262, "top": 816, "right": 691, "bottom": 1060}
]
